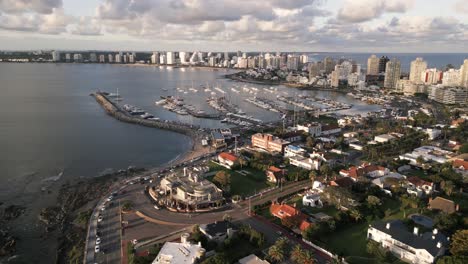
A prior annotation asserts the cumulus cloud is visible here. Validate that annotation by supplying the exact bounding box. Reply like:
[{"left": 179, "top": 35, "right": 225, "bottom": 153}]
[
  {"left": 337, "top": 0, "right": 414, "bottom": 23},
  {"left": 0, "top": 7, "right": 70, "bottom": 34},
  {"left": 70, "top": 17, "right": 103, "bottom": 36},
  {"left": 0, "top": 0, "right": 62, "bottom": 14}
]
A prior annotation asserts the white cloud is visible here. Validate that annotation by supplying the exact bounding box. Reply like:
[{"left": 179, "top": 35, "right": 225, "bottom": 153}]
[
  {"left": 0, "top": 0, "right": 62, "bottom": 14},
  {"left": 337, "top": 0, "right": 415, "bottom": 23}
]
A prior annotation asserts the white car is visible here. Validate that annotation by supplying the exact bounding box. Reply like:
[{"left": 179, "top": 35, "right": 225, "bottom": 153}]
[
  {"left": 95, "top": 245, "right": 100, "bottom": 253},
  {"left": 96, "top": 237, "right": 101, "bottom": 245},
  {"left": 100, "top": 205, "right": 106, "bottom": 211},
  {"left": 98, "top": 216, "right": 103, "bottom": 222},
  {"left": 106, "top": 196, "right": 113, "bottom": 202},
  {"left": 153, "top": 205, "right": 160, "bottom": 210}
]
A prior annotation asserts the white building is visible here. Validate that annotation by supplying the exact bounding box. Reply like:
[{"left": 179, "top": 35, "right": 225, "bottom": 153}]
[
  {"left": 115, "top": 54, "right": 121, "bottom": 63},
  {"left": 284, "top": 145, "right": 307, "bottom": 158},
  {"left": 108, "top": 54, "right": 114, "bottom": 63},
  {"left": 166, "top": 52, "right": 175, "bottom": 65},
  {"left": 179, "top": 51, "right": 188, "bottom": 64},
  {"left": 51, "top": 50, "right": 60, "bottom": 62},
  {"left": 368, "top": 220, "right": 448, "bottom": 264},
  {"left": 302, "top": 193, "right": 322, "bottom": 207},
  {"left": 151, "top": 52, "right": 160, "bottom": 64},
  {"left": 238, "top": 255, "right": 270, "bottom": 264},
  {"left": 409, "top": 57, "right": 427, "bottom": 84},
  {"left": 399, "top": 146, "right": 455, "bottom": 165},
  {"left": 89, "top": 53, "right": 97, "bottom": 62},
  {"left": 442, "top": 69, "right": 461, "bottom": 87},
  {"left": 289, "top": 156, "right": 321, "bottom": 171},
  {"left": 152, "top": 233, "right": 205, "bottom": 264},
  {"left": 297, "top": 123, "right": 321, "bottom": 137},
  {"left": 99, "top": 54, "right": 105, "bottom": 63},
  {"left": 374, "top": 134, "right": 396, "bottom": 143}
]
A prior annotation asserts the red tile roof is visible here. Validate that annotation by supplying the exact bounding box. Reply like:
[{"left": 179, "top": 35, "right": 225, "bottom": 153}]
[
  {"left": 270, "top": 203, "right": 311, "bottom": 231},
  {"left": 267, "top": 166, "right": 282, "bottom": 173},
  {"left": 407, "top": 176, "right": 433, "bottom": 187},
  {"left": 330, "top": 177, "right": 355, "bottom": 188},
  {"left": 219, "top": 152, "right": 238, "bottom": 162},
  {"left": 453, "top": 159, "right": 468, "bottom": 170}
]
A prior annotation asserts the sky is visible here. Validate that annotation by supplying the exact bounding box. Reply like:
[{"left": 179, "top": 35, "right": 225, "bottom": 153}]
[{"left": 0, "top": 0, "right": 467, "bottom": 52}]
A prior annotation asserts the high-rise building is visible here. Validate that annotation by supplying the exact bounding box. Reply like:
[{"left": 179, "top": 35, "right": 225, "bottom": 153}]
[
  {"left": 129, "top": 54, "right": 135, "bottom": 63},
  {"left": 442, "top": 69, "right": 461, "bottom": 87},
  {"left": 224, "top": 52, "right": 229, "bottom": 61},
  {"left": 299, "top": 54, "right": 308, "bottom": 64},
  {"left": 460, "top": 59, "right": 468, "bottom": 88},
  {"left": 367, "top": 55, "right": 379, "bottom": 75},
  {"left": 323, "top": 57, "right": 335, "bottom": 74},
  {"left": 108, "top": 54, "right": 114, "bottom": 63},
  {"left": 287, "top": 55, "right": 300, "bottom": 71},
  {"left": 166, "top": 52, "right": 175, "bottom": 65},
  {"left": 421, "top": 68, "right": 443, "bottom": 85},
  {"left": 151, "top": 52, "right": 159, "bottom": 64},
  {"left": 384, "top": 58, "right": 401, "bottom": 89},
  {"left": 208, "top": 56, "right": 216, "bottom": 67},
  {"left": 160, "top": 54, "right": 167, "bottom": 64},
  {"left": 89, "top": 53, "right": 97, "bottom": 62},
  {"left": 99, "top": 54, "right": 105, "bottom": 63},
  {"left": 378, "top": 56, "right": 389, "bottom": 73},
  {"left": 73, "top": 54, "right": 83, "bottom": 63},
  {"left": 115, "top": 53, "right": 121, "bottom": 63},
  {"left": 331, "top": 70, "right": 340, "bottom": 88},
  {"left": 179, "top": 52, "right": 188, "bottom": 64},
  {"left": 65, "top": 53, "right": 71, "bottom": 62},
  {"left": 308, "top": 62, "right": 320, "bottom": 79},
  {"left": 52, "top": 50, "right": 60, "bottom": 62},
  {"left": 123, "top": 54, "right": 128, "bottom": 63},
  {"left": 409, "top": 57, "right": 427, "bottom": 84},
  {"left": 247, "top": 57, "right": 257, "bottom": 68},
  {"left": 429, "top": 86, "right": 468, "bottom": 104}
]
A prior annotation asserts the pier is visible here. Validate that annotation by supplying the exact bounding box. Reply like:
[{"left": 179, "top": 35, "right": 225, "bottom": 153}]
[{"left": 92, "top": 92, "right": 199, "bottom": 137}]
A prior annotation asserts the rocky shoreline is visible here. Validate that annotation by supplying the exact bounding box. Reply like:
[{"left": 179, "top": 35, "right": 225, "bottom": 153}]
[{"left": 0, "top": 205, "right": 26, "bottom": 257}]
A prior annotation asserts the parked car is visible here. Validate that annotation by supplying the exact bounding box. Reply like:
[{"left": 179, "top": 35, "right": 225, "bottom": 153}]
[
  {"left": 153, "top": 205, "right": 160, "bottom": 210},
  {"left": 96, "top": 237, "right": 101, "bottom": 245},
  {"left": 95, "top": 245, "right": 100, "bottom": 253},
  {"left": 98, "top": 215, "right": 103, "bottom": 222}
]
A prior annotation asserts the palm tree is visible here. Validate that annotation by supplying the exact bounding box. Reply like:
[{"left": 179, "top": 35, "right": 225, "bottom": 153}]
[
  {"left": 349, "top": 209, "right": 362, "bottom": 222},
  {"left": 290, "top": 245, "right": 304, "bottom": 264},
  {"left": 238, "top": 157, "right": 247, "bottom": 170},
  {"left": 302, "top": 251, "right": 315, "bottom": 264},
  {"left": 268, "top": 245, "right": 285, "bottom": 263}
]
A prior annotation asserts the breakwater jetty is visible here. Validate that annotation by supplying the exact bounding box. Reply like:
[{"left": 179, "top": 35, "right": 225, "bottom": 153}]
[{"left": 92, "top": 92, "right": 199, "bottom": 137}]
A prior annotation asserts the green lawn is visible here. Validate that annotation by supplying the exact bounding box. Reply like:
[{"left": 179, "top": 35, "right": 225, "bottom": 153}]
[
  {"left": 207, "top": 164, "right": 272, "bottom": 197},
  {"left": 318, "top": 222, "right": 370, "bottom": 257}
]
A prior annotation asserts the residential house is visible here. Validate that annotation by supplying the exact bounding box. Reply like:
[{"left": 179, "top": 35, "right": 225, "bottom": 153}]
[
  {"left": 251, "top": 133, "right": 290, "bottom": 153},
  {"left": 280, "top": 131, "right": 303, "bottom": 143},
  {"left": 367, "top": 220, "right": 448, "bottom": 264},
  {"left": 152, "top": 233, "right": 205, "bottom": 264},
  {"left": 428, "top": 197, "right": 459, "bottom": 214},
  {"left": 265, "top": 166, "right": 286, "bottom": 183},
  {"left": 302, "top": 193, "right": 323, "bottom": 207},
  {"left": 372, "top": 173, "right": 406, "bottom": 189},
  {"left": 269, "top": 203, "right": 312, "bottom": 231},
  {"left": 452, "top": 159, "right": 468, "bottom": 177},
  {"left": 399, "top": 146, "right": 455, "bottom": 165},
  {"left": 199, "top": 220, "right": 236, "bottom": 242},
  {"left": 330, "top": 177, "right": 355, "bottom": 188},
  {"left": 407, "top": 176, "right": 434, "bottom": 197},
  {"left": 340, "top": 163, "right": 390, "bottom": 181},
  {"left": 217, "top": 152, "right": 238, "bottom": 169}
]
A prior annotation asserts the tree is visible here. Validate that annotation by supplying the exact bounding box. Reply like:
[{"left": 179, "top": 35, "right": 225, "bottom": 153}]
[
  {"left": 416, "top": 155, "right": 425, "bottom": 165},
  {"left": 441, "top": 180, "right": 455, "bottom": 196},
  {"left": 367, "top": 195, "right": 382, "bottom": 207},
  {"left": 222, "top": 214, "right": 232, "bottom": 222},
  {"left": 450, "top": 230, "right": 468, "bottom": 256},
  {"left": 238, "top": 157, "right": 247, "bottom": 169},
  {"left": 290, "top": 245, "right": 305, "bottom": 264},
  {"left": 281, "top": 216, "right": 301, "bottom": 229},
  {"left": 306, "top": 136, "right": 315, "bottom": 149},
  {"left": 213, "top": 171, "right": 231, "bottom": 190},
  {"left": 268, "top": 245, "right": 285, "bottom": 263},
  {"left": 437, "top": 256, "right": 468, "bottom": 264},
  {"left": 320, "top": 164, "right": 332, "bottom": 179},
  {"left": 460, "top": 143, "right": 468, "bottom": 154}
]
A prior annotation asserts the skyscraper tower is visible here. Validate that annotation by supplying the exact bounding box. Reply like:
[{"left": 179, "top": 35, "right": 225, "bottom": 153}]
[
  {"left": 367, "top": 54, "right": 379, "bottom": 75},
  {"left": 384, "top": 58, "right": 401, "bottom": 89},
  {"left": 378, "top": 56, "right": 389, "bottom": 73},
  {"left": 409, "top": 57, "right": 427, "bottom": 84}
]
